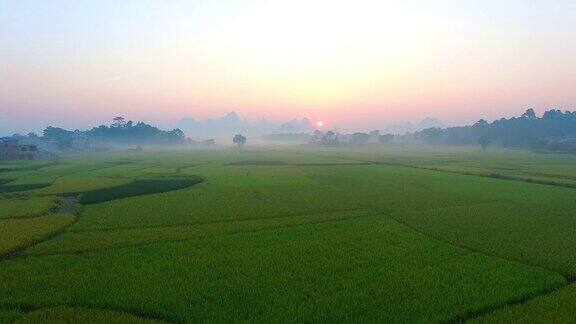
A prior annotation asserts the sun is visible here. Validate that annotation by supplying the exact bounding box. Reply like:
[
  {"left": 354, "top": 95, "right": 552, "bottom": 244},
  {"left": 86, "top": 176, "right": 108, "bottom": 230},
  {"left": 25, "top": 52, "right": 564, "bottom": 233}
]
[{"left": 317, "top": 121, "right": 324, "bottom": 127}]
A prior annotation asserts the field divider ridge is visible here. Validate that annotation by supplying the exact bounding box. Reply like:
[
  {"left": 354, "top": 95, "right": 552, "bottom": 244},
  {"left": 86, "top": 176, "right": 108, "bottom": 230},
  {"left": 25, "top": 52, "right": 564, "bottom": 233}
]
[
  {"left": 20, "top": 209, "right": 377, "bottom": 258},
  {"left": 0, "top": 300, "right": 175, "bottom": 323},
  {"left": 385, "top": 213, "right": 572, "bottom": 323},
  {"left": 0, "top": 196, "right": 82, "bottom": 262},
  {"left": 66, "top": 208, "right": 368, "bottom": 233},
  {"left": 271, "top": 148, "right": 576, "bottom": 190}
]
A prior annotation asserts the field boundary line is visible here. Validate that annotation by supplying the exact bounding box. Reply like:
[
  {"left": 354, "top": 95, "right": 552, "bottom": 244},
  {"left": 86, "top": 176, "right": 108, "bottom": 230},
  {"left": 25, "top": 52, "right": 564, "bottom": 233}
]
[
  {"left": 66, "top": 208, "right": 367, "bottom": 233},
  {"left": 20, "top": 209, "right": 377, "bottom": 259},
  {"left": 387, "top": 214, "right": 569, "bottom": 279},
  {"left": 270, "top": 148, "right": 576, "bottom": 190},
  {"left": 30, "top": 162, "right": 173, "bottom": 197},
  {"left": 29, "top": 163, "right": 132, "bottom": 197},
  {"left": 0, "top": 198, "right": 62, "bottom": 220},
  {"left": 3, "top": 161, "right": 142, "bottom": 191},
  {"left": 461, "top": 281, "right": 576, "bottom": 323},
  {"left": 0, "top": 197, "right": 81, "bottom": 262},
  {"left": 383, "top": 162, "right": 576, "bottom": 190},
  {"left": 386, "top": 215, "right": 572, "bottom": 323},
  {"left": 0, "top": 302, "right": 176, "bottom": 324},
  {"left": 176, "top": 163, "right": 206, "bottom": 174},
  {"left": 266, "top": 148, "right": 378, "bottom": 165}
]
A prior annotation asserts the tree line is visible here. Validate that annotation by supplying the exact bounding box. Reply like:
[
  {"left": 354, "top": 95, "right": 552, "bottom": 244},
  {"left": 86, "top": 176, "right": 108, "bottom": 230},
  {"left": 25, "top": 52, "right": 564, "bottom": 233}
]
[
  {"left": 42, "top": 117, "right": 185, "bottom": 149},
  {"left": 414, "top": 109, "right": 576, "bottom": 152}
]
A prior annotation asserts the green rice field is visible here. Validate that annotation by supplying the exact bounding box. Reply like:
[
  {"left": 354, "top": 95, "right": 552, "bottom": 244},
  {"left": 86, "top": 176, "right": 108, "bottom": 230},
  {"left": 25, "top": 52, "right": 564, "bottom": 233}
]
[{"left": 1, "top": 145, "right": 576, "bottom": 322}]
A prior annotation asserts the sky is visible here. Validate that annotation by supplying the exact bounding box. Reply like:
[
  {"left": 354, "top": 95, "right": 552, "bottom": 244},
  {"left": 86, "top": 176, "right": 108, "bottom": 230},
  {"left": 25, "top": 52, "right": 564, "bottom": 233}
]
[{"left": 1, "top": 0, "right": 576, "bottom": 134}]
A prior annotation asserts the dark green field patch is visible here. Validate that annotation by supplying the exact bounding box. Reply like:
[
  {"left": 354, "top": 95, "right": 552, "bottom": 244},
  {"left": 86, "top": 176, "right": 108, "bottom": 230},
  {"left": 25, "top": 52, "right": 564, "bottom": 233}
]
[
  {"left": 78, "top": 176, "right": 204, "bottom": 205},
  {"left": 0, "top": 182, "right": 52, "bottom": 193}
]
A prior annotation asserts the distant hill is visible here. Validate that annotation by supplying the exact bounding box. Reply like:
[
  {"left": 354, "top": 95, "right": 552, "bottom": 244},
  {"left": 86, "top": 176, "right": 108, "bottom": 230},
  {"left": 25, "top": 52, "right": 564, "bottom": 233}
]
[
  {"left": 278, "top": 118, "right": 314, "bottom": 134},
  {"left": 384, "top": 118, "right": 445, "bottom": 135},
  {"left": 177, "top": 112, "right": 252, "bottom": 140},
  {"left": 177, "top": 112, "right": 313, "bottom": 139}
]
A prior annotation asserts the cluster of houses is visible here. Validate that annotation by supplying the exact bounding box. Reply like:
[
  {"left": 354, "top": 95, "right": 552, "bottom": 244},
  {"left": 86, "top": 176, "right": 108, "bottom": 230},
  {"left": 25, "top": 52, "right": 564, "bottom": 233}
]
[
  {"left": 0, "top": 138, "right": 40, "bottom": 161},
  {"left": 0, "top": 137, "right": 57, "bottom": 161}
]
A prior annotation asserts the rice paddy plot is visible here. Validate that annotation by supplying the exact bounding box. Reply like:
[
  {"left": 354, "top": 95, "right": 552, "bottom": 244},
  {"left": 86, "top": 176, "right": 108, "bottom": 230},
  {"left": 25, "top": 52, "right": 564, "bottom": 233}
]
[
  {"left": 0, "top": 216, "right": 564, "bottom": 323},
  {"left": 393, "top": 199, "right": 576, "bottom": 278},
  {"left": 0, "top": 160, "right": 52, "bottom": 173},
  {"left": 0, "top": 196, "right": 59, "bottom": 219},
  {"left": 293, "top": 145, "right": 576, "bottom": 188},
  {"left": 0, "top": 214, "right": 76, "bottom": 256},
  {"left": 69, "top": 184, "right": 356, "bottom": 231},
  {"left": 0, "top": 162, "right": 115, "bottom": 194},
  {"left": 471, "top": 283, "right": 576, "bottom": 323},
  {"left": 25, "top": 209, "right": 375, "bottom": 256}
]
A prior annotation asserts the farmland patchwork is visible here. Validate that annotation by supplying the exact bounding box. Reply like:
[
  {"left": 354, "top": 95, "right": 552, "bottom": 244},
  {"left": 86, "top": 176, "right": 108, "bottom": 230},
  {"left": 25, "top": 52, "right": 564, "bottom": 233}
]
[{"left": 1, "top": 147, "right": 576, "bottom": 322}]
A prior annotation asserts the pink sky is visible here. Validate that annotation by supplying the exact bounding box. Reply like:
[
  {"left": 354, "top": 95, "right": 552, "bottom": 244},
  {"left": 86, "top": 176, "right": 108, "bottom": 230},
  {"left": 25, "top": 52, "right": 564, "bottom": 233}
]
[{"left": 1, "top": 0, "right": 576, "bottom": 134}]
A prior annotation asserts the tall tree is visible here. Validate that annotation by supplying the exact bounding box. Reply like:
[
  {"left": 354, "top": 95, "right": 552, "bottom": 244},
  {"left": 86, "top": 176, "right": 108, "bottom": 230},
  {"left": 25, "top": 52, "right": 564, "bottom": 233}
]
[
  {"left": 478, "top": 135, "right": 491, "bottom": 150},
  {"left": 233, "top": 134, "right": 247, "bottom": 147}
]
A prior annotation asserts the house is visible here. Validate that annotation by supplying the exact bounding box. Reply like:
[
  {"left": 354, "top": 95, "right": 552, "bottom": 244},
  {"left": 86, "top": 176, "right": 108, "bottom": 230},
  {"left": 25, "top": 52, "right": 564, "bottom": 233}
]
[{"left": 0, "top": 138, "right": 40, "bottom": 161}]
